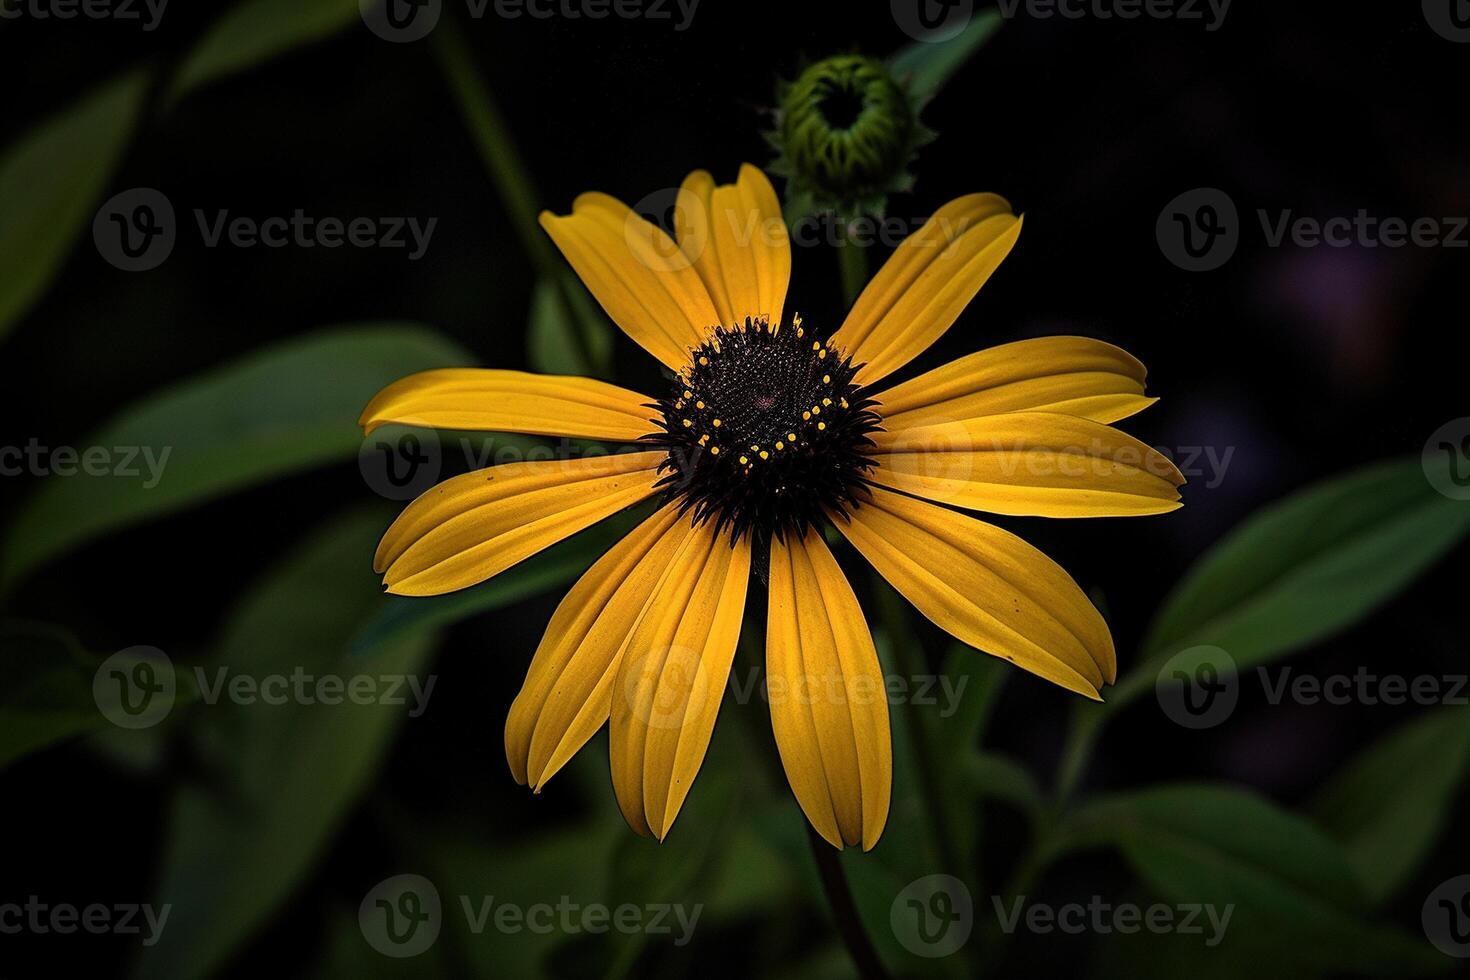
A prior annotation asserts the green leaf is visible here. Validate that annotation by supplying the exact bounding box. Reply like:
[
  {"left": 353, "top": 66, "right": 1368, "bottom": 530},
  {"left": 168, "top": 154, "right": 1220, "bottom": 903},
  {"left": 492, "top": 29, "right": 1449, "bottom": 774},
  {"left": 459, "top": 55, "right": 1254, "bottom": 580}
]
[
  {"left": 139, "top": 506, "right": 437, "bottom": 980},
  {"left": 0, "top": 622, "right": 101, "bottom": 767},
  {"left": 1, "top": 324, "right": 471, "bottom": 589},
  {"left": 1064, "top": 783, "right": 1448, "bottom": 975},
  {"left": 1110, "top": 457, "right": 1470, "bottom": 706},
  {"left": 887, "top": 11, "right": 1004, "bottom": 104},
  {"left": 168, "top": 0, "right": 359, "bottom": 102},
  {"left": 527, "top": 275, "right": 614, "bottom": 379},
  {"left": 350, "top": 509, "right": 643, "bottom": 657},
  {"left": 0, "top": 70, "right": 149, "bottom": 342},
  {"left": 964, "top": 751, "right": 1042, "bottom": 816},
  {"left": 1313, "top": 709, "right": 1470, "bottom": 905}
]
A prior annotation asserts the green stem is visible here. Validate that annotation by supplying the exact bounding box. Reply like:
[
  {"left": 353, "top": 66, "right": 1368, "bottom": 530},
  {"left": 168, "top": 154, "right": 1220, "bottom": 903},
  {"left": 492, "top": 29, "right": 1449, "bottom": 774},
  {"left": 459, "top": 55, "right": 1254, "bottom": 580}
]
[
  {"left": 430, "top": 17, "right": 600, "bottom": 374},
  {"left": 806, "top": 823, "right": 891, "bottom": 980},
  {"left": 1054, "top": 701, "right": 1108, "bottom": 803},
  {"left": 837, "top": 228, "right": 869, "bottom": 306}
]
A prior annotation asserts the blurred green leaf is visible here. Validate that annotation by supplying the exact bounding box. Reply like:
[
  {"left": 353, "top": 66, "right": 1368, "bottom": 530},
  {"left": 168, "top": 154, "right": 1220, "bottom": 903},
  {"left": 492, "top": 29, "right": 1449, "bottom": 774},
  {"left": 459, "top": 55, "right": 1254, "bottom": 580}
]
[
  {"left": 351, "top": 509, "right": 642, "bottom": 657},
  {"left": 0, "top": 70, "right": 149, "bottom": 342},
  {"left": 0, "top": 622, "right": 100, "bottom": 767},
  {"left": 887, "top": 10, "right": 1003, "bottom": 104},
  {"left": 169, "top": 0, "right": 359, "bottom": 101},
  {"left": 1, "top": 324, "right": 471, "bottom": 589},
  {"left": 139, "top": 506, "right": 436, "bottom": 980},
  {"left": 1110, "top": 457, "right": 1470, "bottom": 706},
  {"left": 1313, "top": 709, "right": 1470, "bottom": 905},
  {"left": 964, "top": 751, "right": 1042, "bottom": 817},
  {"left": 528, "top": 276, "right": 614, "bottom": 379},
  {"left": 1063, "top": 783, "right": 1447, "bottom": 976}
]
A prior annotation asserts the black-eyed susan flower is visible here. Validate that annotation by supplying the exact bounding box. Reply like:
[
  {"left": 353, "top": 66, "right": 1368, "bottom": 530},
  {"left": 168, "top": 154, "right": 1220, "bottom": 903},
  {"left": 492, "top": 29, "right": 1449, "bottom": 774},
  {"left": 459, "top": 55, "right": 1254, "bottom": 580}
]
[{"left": 360, "top": 165, "right": 1183, "bottom": 850}]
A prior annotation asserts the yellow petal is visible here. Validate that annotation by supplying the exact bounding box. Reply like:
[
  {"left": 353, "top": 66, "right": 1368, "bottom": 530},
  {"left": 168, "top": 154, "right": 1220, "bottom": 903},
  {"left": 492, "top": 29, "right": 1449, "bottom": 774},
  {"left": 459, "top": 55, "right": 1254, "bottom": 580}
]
[
  {"left": 874, "top": 336, "right": 1158, "bottom": 430},
  {"left": 505, "top": 504, "right": 693, "bottom": 789},
  {"left": 869, "top": 412, "right": 1184, "bottom": 518},
  {"left": 674, "top": 164, "right": 790, "bottom": 329},
  {"left": 376, "top": 451, "right": 664, "bottom": 596},
  {"left": 360, "top": 369, "right": 657, "bottom": 442},
  {"left": 540, "top": 193, "right": 720, "bottom": 370},
  {"left": 767, "top": 528, "right": 891, "bottom": 851},
  {"left": 830, "top": 194, "right": 1022, "bottom": 385},
  {"left": 832, "top": 489, "right": 1115, "bottom": 697},
  {"left": 610, "top": 521, "right": 750, "bottom": 839}
]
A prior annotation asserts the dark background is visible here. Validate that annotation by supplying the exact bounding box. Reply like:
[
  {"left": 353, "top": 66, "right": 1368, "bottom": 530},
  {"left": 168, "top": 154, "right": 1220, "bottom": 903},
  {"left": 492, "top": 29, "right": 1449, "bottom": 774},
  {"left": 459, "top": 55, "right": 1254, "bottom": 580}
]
[{"left": 3, "top": 1, "right": 1468, "bottom": 976}]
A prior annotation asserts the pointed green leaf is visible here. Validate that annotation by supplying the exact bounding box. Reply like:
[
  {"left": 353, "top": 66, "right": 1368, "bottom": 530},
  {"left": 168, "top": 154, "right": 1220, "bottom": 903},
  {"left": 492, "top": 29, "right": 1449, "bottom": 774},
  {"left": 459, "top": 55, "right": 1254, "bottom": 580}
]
[
  {"left": 888, "top": 11, "right": 1003, "bottom": 103},
  {"left": 169, "top": 0, "right": 359, "bottom": 101},
  {"left": 1, "top": 324, "right": 471, "bottom": 589},
  {"left": 139, "top": 507, "right": 437, "bottom": 980},
  {"left": 0, "top": 70, "right": 149, "bottom": 342},
  {"left": 527, "top": 275, "right": 614, "bottom": 379},
  {"left": 1110, "top": 457, "right": 1470, "bottom": 706},
  {"left": 1314, "top": 709, "right": 1470, "bottom": 905}
]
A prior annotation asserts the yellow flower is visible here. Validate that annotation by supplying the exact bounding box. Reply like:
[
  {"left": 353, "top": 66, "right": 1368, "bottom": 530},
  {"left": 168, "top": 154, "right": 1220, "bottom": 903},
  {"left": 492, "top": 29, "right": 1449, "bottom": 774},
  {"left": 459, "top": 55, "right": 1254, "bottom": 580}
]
[{"left": 360, "top": 165, "right": 1183, "bottom": 850}]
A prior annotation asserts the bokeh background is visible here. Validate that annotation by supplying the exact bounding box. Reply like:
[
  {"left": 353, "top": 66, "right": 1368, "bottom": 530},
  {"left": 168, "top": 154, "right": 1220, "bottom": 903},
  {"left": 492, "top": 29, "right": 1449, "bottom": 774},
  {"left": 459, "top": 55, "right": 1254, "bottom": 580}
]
[{"left": 3, "top": 1, "right": 1469, "bottom": 977}]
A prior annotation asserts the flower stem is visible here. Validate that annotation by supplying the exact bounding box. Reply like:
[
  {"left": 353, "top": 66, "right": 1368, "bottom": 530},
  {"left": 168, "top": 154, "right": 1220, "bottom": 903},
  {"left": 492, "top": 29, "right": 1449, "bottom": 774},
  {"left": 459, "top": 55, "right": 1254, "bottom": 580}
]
[
  {"left": 430, "top": 15, "right": 602, "bottom": 374},
  {"left": 806, "top": 823, "right": 891, "bottom": 980},
  {"left": 837, "top": 229, "right": 869, "bottom": 307}
]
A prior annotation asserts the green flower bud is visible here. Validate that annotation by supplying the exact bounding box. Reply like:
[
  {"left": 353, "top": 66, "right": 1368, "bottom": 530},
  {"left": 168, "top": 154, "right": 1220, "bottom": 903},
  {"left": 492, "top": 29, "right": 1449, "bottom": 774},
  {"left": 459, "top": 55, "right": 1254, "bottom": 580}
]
[{"left": 768, "top": 55, "right": 929, "bottom": 221}]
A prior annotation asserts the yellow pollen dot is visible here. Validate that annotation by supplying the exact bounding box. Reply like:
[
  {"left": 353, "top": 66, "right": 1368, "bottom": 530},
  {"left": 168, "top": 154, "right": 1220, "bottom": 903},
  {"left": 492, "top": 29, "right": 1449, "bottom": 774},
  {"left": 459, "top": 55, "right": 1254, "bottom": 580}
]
[
  {"left": 787, "top": 432, "right": 796, "bottom": 441},
  {"left": 812, "top": 342, "right": 820, "bottom": 350},
  {"left": 817, "top": 421, "right": 826, "bottom": 430},
  {"left": 682, "top": 419, "right": 692, "bottom": 428},
  {"left": 675, "top": 400, "right": 684, "bottom": 409},
  {"left": 699, "top": 356, "right": 709, "bottom": 365},
  {"left": 759, "top": 450, "right": 769, "bottom": 460},
  {"left": 822, "top": 374, "right": 830, "bottom": 384},
  {"left": 710, "top": 445, "right": 720, "bottom": 455},
  {"left": 739, "top": 455, "right": 748, "bottom": 465},
  {"left": 683, "top": 389, "right": 693, "bottom": 399},
  {"left": 712, "top": 418, "right": 722, "bottom": 427},
  {"left": 751, "top": 443, "right": 759, "bottom": 451},
  {"left": 698, "top": 434, "right": 708, "bottom": 445},
  {"left": 818, "top": 349, "right": 827, "bottom": 359},
  {"left": 822, "top": 398, "right": 832, "bottom": 406},
  {"left": 796, "top": 327, "right": 804, "bottom": 338},
  {"left": 812, "top": 405, "right": 821, "bottom": 415},
  {"left": 840, "top": 398, "right": 849, "bottom": 408},
  {"left": 802, "top": 411, "right": 811, "bottom": 420},
  {"left": 696, "top": 400, "right": 705, "bottom": 409},
  {"left": 775, "top": 441, "right": 784, "bottom": 450}
]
